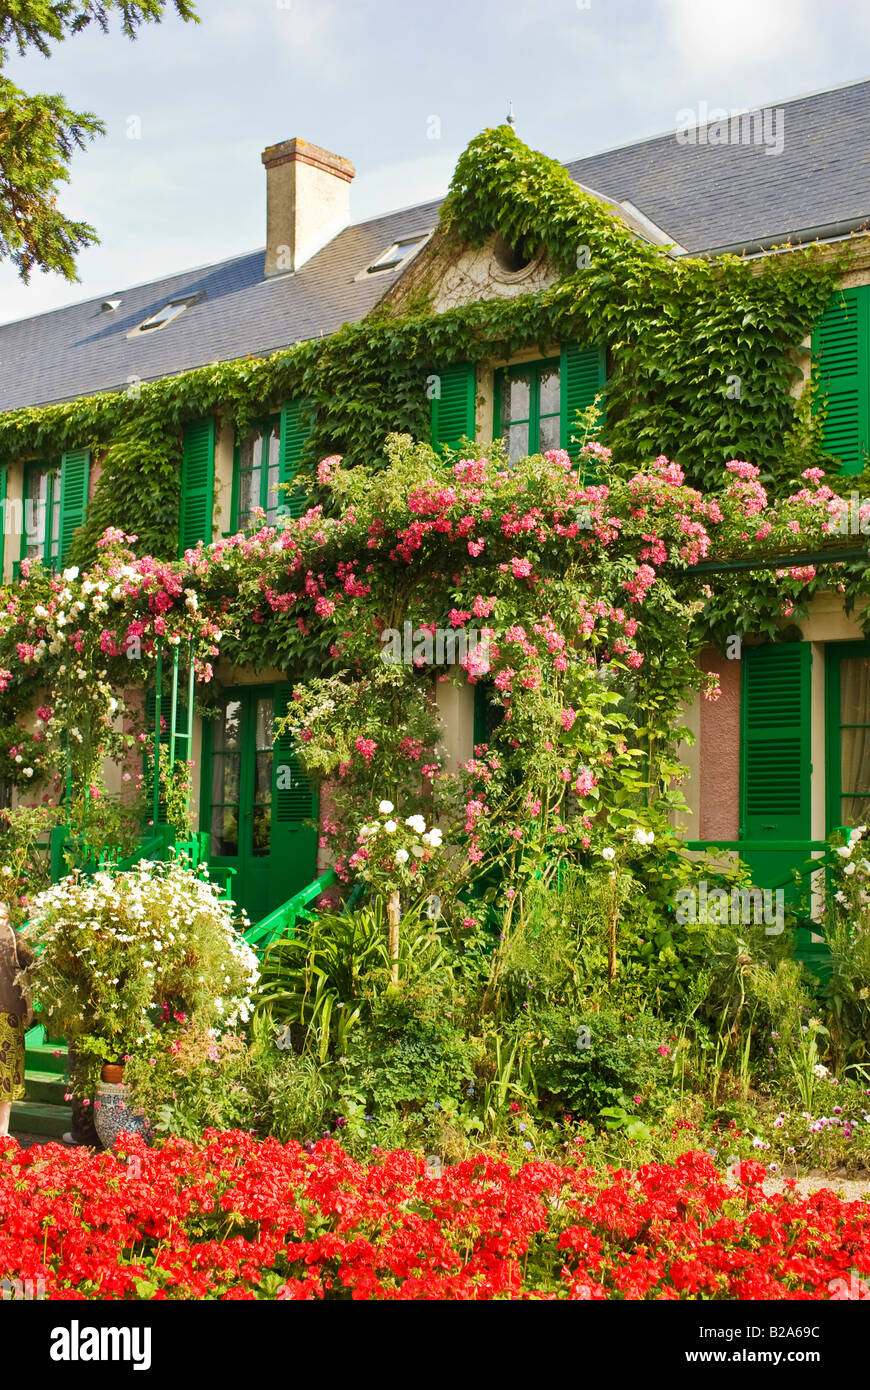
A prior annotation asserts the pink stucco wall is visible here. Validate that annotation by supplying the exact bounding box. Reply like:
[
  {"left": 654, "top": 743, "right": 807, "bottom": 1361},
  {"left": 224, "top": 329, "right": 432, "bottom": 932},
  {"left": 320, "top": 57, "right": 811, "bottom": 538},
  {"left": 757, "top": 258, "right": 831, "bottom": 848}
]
[
  {"left": 315, "top": 779, "right": 344, "bottom": 907},
  {"left": 699, "top": 645, "right": 740, "bottom": 840},
  {"left": 316, "top": 778, "right": 336, "bottom": 877}
]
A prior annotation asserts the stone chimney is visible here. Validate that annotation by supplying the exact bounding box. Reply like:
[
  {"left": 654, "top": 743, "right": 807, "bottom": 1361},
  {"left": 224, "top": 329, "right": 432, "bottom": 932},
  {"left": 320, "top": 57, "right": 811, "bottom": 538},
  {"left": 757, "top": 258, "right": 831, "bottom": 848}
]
[{"left": 260, "top": 137, "right": 355, "bottom": 277}]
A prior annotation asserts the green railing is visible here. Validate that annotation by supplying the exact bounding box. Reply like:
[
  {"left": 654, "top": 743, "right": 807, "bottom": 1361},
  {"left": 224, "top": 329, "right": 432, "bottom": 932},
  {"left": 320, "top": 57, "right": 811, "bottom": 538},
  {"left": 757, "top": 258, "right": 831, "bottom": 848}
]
[
  {"left": 683, "top": 832, "right": 852, "bottom": 974},
  {"left": 684, "top": 833, "right": 849, "bottom": 900},
  {"left": 244, "top": 868, "right": 337, "bottom": 952},
  {"left": 46, "top": 824, "right": 237, "bottom": 901}
]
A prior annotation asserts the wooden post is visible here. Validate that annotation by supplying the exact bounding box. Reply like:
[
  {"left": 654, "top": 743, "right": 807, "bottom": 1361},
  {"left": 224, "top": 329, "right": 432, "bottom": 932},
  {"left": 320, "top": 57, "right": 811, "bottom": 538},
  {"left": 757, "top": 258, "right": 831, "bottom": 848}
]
[
  {"left": 387, "top": 890, "right": 400, "bottom": 987},
  {"left": 607, "top": 873, "right": 618, "bottom": 981}
]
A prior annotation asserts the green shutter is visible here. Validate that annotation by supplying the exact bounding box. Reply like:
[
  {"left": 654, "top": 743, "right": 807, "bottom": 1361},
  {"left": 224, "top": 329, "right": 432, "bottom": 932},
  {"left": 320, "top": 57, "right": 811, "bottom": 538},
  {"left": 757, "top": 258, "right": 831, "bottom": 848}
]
[
  {"left": 58, "top": 449, "right": 90, "bottom": 562},
  {"left": 740, "top": 644, "right": 812, "bottom": 842},
  {"left": 279, "top": 399, "right": 313, "bottom": 520},
  {"left": 813, "top": 287, "right": 870, "bottom": 476},
  {"left": 273, "top": 684, "right": 315, "bottom": 824},
  {"left": 178, "top": 418, "right": 215, "bottom": 555},
  {"left": 431, "top": 362, "right": 476, "bottom": 453},
  {"left": 560, "top": 343, "right": 606, "bottom": 460},
  {"left": 0, "top": 466, "right": 6, "bottom": 577}
]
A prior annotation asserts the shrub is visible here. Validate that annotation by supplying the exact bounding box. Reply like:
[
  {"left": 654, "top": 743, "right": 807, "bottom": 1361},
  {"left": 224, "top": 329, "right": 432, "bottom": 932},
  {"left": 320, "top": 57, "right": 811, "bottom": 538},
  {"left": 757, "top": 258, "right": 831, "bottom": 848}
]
[
  {"left": 24, "top": 858, "right": 260, "bottom": 1086},
  {"left": 528, "top": 1005, "right": 666, "bottom": 1125}
]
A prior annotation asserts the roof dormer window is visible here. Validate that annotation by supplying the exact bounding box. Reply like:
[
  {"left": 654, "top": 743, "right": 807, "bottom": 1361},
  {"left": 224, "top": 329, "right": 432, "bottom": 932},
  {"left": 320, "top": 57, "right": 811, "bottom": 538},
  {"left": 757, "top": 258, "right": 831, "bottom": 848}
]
[
  {"left": 129, "top": 294, "right": 202, "bottom": 337},
  {"left": 366, "top": 234, "right": 428, "bottom": 274}
]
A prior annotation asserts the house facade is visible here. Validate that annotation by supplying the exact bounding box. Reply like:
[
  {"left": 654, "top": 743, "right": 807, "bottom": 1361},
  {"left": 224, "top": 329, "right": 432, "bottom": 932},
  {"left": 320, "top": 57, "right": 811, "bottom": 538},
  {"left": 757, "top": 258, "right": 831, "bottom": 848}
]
[{"left": 3, "top": 82, "right": 870, "bottom": 929}]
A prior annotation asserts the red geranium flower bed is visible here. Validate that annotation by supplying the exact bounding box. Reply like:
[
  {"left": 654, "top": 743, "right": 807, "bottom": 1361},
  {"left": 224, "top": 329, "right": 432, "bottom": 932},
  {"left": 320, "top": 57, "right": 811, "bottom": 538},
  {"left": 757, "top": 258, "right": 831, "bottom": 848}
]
[{"left": 1, "top": 1133, "right": 868, "bottom": 1300}]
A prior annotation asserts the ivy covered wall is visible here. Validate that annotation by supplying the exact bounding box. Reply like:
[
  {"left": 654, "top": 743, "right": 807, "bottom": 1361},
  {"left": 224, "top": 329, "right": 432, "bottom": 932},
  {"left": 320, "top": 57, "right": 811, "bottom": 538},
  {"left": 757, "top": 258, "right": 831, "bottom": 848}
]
[{"left": 0, "top": 124, "right": 849, "bottom": 567}]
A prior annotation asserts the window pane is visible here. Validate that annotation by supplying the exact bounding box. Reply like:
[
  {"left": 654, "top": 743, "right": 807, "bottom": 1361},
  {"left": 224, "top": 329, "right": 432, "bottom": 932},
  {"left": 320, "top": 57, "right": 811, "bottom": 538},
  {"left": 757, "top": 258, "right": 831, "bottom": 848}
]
[
  {"left": 841, "top": 727, "right": 870, "bottom": 795},
  {"left": 252, "top": 805, "right": 271, "bottom": 856},
  {"left": 215, "top": 700, "right": 242, "bottom": 753},
  {"left": 503, "top": 372, "right": 531, "bottom": 425},
  {"left": 538, "top": 366, "right": 560, "bottom": 417},
  {"left": 842, "top": 795, "right": 870, "bottom": 826},
  {"left": 254, "top": 751, "right": 272, "bottom": 804},
  {"left": 263, "top": 425, "right": 282, "bottom": 522},
  {"left": 25, "top": 467, "right": 52, "bottom": 559},
  {"left": 237, "top": 433, "right": 263, "bottom": 524},
  {"left": 211, "top": 754, "right": 240, "bottom": 807},
  {"left": 255, "top": 696, "right": 273, "bottom": 751},
  {"left": 210, "top": 806, "right": 239, "bottom": 857},
  {"left": 507, "top": 423, "right": 530, "bottom": 463},
  {"left": 539, "top": 414, "right": 560, "bottom": 453},
  {"left": 50, "top": 487, "right": 61, "bottom": 560},
  {"left": 840, "top": 657, "right": 870, "bottom": 724}
]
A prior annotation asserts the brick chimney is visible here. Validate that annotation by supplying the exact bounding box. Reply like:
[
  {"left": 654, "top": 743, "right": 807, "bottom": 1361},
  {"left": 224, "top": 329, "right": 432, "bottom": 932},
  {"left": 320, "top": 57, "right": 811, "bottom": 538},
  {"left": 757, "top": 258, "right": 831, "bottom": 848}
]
[{"left": 260, "top": 137, "right": 355, "bottom": 277}]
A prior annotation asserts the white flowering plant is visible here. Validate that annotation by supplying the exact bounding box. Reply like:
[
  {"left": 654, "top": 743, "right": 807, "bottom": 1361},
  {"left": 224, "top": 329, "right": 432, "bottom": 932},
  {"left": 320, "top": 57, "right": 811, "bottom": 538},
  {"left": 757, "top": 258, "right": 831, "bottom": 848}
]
[
  {"left": 823, "top": 824, "right": 870, "bottom": 1064},
  {"left": 23, "top": 858, "right": 260, "bottom": 1090},
  {"left": 347, "top": 800, "right": 444, "bottom": 897}
]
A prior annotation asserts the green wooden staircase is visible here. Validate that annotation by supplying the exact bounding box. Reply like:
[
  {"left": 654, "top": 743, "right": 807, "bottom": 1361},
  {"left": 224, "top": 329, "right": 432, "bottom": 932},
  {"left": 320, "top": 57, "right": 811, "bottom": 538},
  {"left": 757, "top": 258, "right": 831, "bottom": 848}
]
[{"left": 11, "top": 1026, "right": 71, "bottom": 1140}]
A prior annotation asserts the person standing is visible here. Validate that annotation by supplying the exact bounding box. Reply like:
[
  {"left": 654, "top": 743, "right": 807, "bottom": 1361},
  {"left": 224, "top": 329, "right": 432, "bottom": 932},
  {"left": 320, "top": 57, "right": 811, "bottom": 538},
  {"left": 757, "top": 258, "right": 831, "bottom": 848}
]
[{"left": 0, "top": 902, "right": 34, "bottom": 1138}]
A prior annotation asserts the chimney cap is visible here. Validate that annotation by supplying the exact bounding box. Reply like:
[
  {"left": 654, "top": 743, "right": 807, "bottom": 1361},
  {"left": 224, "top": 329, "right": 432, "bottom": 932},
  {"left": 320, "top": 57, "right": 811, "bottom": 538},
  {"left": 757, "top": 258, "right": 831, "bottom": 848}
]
[{"left": 260, "top": 137, "right": 355, "bottom": 183}]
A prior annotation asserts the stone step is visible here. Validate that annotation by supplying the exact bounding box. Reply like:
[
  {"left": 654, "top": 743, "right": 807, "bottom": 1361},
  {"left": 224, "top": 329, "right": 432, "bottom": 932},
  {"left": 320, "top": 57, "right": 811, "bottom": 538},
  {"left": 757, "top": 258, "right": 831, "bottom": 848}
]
[
  {"left": 10, "top": 1100, "right": 72, "bottom": 1139},
  {"left": 24, "top": 1042, "right": 68, "bottom": 1076},
  {"left": 24, "top": 1070, "right": 68, "bottom": 1105}
]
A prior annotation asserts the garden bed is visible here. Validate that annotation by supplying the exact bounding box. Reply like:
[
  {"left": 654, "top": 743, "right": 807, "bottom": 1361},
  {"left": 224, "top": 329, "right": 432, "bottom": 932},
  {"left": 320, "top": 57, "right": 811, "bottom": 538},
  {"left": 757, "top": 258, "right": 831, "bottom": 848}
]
[{"left": 2, "top": 1131, "right": 869, "bottom": 1300}]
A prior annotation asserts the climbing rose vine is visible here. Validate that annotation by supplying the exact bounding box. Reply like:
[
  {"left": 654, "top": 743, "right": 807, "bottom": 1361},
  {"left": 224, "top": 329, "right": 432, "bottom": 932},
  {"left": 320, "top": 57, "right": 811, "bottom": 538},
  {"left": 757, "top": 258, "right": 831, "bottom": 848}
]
[{"left": 0, "top": 433, "right": 857, "bottom": 908}]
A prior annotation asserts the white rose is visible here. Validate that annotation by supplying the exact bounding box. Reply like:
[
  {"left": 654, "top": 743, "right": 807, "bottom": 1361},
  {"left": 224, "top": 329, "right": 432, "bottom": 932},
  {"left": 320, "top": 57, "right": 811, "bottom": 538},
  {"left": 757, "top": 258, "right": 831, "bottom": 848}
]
[
  {"left": 405, "top": 815, "right": 426, "bottom": 833},
  {"left": 395, "top": 848, "right": 409, "bottom": 864},
  {"left": 602, "top": 847, "right": 616, "bottom": 861},
  {"left": 384, "top": 820, "right": 397, "bottom": 833},
  {"left": 379, "top": 800, "right": 394, "bottom": 815},
  {"left": 62, "top": 567, "right": 79, "bottom": 582}
]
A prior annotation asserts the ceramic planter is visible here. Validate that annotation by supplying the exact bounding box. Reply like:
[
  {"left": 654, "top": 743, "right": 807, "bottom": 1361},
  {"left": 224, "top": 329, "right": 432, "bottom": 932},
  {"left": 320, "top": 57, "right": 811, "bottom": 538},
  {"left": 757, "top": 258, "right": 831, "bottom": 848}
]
[{"left": 93, "top": 1081, "right": 152, "bottom": 1149}]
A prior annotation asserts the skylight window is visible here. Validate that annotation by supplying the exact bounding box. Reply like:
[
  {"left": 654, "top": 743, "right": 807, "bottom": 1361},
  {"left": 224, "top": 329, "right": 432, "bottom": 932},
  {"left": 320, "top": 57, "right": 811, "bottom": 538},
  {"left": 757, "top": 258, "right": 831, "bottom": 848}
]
[
  {"left": 128, "top": 294, "right": 201, "bottom": 337},
  {"left": 366, "top": 235, "right": 428, "bottom": 274}
]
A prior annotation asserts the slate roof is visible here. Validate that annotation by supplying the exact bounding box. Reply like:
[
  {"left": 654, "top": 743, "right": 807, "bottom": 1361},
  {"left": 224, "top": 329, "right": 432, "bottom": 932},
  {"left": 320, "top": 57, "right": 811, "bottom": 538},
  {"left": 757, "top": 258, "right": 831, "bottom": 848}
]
[
  {"left": 565, "top": 78, "right": 870, "bottom": 256},
  {"left": 0, "top": 200, "right": 441, "bottom": 412},
  {"left": 2, "top": 77, "right": 869, "bottom": 412}
]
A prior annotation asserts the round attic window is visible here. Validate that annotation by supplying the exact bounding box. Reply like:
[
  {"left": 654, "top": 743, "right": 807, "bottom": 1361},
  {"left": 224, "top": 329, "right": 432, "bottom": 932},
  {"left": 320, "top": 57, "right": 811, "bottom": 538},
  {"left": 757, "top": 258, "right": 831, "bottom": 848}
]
[{"left": 492, "top": 232, "right": 537, "bottom": 275}]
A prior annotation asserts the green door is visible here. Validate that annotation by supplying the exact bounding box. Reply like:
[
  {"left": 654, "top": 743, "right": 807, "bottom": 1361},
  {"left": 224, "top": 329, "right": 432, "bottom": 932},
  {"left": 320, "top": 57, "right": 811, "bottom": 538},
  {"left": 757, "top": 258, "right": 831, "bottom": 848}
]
[{"left": 202, "top": 685, "right": 318, "bottom": 924}]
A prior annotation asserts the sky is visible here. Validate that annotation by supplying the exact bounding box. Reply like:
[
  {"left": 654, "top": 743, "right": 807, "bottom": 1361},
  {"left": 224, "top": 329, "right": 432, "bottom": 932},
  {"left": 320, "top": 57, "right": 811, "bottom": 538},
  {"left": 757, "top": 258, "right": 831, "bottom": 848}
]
[{"left": 1, "top": 0, "right": 870, "bottom": 324}]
